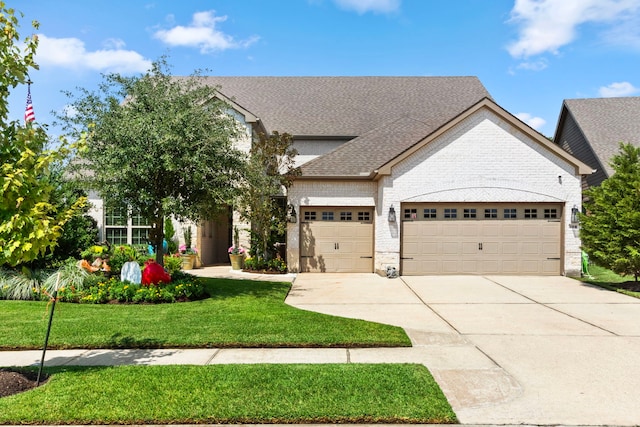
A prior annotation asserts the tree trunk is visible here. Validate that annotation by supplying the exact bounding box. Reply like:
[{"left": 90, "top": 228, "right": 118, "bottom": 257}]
[{"left": 151, "top": 214, "right": 165, "bottom": 266}]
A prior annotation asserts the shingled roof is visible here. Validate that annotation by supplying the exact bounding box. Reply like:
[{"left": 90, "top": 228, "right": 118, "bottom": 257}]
[
  {"left": 203, "top": 76, "right": 491, "bottom": 137},
  {"left": 557, "top": 97, "right": 640, "bottom": 177}
]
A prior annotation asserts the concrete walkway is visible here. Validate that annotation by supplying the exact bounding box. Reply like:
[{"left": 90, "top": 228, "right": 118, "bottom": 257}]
[{"left": 3, "top": 267, "right": 640, "bottom": 426}]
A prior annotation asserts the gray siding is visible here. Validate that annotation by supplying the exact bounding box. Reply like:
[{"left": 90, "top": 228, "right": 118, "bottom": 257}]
[{"left": 556, "top": 112, "right": 607, "bottom": 187}]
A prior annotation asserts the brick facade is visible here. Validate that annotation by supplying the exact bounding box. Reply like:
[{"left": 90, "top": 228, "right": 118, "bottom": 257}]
[{"left": 288, "top": 108, "right": 584, "bottom": 276}]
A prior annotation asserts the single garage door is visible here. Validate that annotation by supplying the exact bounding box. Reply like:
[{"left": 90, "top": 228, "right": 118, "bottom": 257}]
[
  {"left": 300, "top": 207, "right": 374, "bottom": 273},
  {"left": 402, "top": 203, "right": 562, "bottom": 275}
]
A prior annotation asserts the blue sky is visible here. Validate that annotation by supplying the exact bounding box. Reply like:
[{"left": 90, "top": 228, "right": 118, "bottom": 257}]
[{"left": 8, "top": 0, "right": 640, "bottom": 137}]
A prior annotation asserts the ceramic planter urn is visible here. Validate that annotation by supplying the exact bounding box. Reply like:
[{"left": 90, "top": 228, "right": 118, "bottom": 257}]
[
  {"left": 229, "top": 254, "right": 244, "bottom": 270},
  {"left": 181, "top": 254, "right": 196, "bottom": 270}
]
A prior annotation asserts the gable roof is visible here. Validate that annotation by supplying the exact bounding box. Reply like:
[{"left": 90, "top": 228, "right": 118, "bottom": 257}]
[
  {"left": 554, "top": 97, "right": 640, "bottom": 177},
  {"left": 301, "top": 97, "right": 593, "bottom": 179},
  {"left": 201, "top": 76, "right": 491, "bottom": 137}
]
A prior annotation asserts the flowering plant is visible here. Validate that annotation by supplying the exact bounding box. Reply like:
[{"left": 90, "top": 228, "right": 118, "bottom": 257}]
[
  {"left": 228, "top": 246, "right": 246, "bottom": 255},
  {"left": 179, "top": 244, "right": 198, "bottom": 255}
]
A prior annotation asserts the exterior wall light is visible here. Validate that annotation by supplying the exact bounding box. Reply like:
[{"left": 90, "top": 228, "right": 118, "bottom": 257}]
[
  {"left": 388, "top": 205, "right": 396, "bottom": 223},
  {"left": 287, "top": 204, "right": 297, "bottom": 223},
  {"left": 570, "top": 205, "right": 579, "bottom": 225}
]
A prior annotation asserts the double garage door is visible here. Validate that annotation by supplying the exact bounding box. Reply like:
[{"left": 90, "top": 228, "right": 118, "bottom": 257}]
[
  {"left": 402, "top": 203, "right": 563, "bottom": 275},
  {"left": 300, "top": 207, "right": 374, "bottom": 273}
]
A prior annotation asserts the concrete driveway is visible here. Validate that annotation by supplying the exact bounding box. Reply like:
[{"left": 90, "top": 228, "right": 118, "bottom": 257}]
[{"left": 286, "top": 274, "right": 640, "bottom": 426}]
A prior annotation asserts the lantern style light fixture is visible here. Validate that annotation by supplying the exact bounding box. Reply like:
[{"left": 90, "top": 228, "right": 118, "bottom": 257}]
[
  {"left": 287, "top": 204, "right": 297, "bottom": 223},
  {"left": 570, "top": 205, "right": 579, "bottom": 225},
  {"left": 388, "top": 205, "right": 396, "bottom": 223}
]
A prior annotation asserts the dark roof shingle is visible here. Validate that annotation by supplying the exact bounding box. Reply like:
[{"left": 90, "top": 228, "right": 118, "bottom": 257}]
[
  {"left": 203, "top": 76, "right": 490, "bottom": 137},
  {"left": 563, "top": 97, "right": 640, "bottom": 176}
]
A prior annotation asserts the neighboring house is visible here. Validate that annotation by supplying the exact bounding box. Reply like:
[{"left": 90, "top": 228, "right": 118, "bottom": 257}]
[
  {"left": 90, "top": 76, "right": 592, "bottom": 276},
  {"left": 553, "top": 97, "right": 640, "bottom": 188}
]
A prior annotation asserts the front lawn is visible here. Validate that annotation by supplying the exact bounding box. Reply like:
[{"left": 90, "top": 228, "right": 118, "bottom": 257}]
[
  {"left": 574, "top": 264, "right": 640, "bottom": 299},
  {"left": 0, "top": 278, "right": 410, "bottom": 349},
  {"left": 0, "top": 364, "right": 456, "bottom": 424}
]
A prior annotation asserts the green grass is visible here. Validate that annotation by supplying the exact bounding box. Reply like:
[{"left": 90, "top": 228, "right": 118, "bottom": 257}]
[
  {"left": 0, "top": 278, "right": 410, "bottom": 349},
  {"left": 574, "top": 264, "right": 640, "bottom": 299},
  {"left": 0, "top": 364, "right": 456, "bottom": 424}
]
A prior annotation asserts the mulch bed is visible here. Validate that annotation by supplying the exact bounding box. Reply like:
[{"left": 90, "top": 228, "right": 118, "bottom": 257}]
[
  {"left": 617, "top": 281, "right": 640, "bottom": 292},
  {"left": 0, "top": 369, "right": 46, "bottom": 398}
]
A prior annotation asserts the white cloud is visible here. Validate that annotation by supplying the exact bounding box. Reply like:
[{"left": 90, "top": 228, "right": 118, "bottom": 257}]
[
  {"left": 153, "top": 10, "right": 259, "bottom": 53},
  {"left": 516, "top": 58, "right": 548, "bottom": 71},
  {"left": 515, "top": 112, "right": 546, "bottom": 130},
  {"left": 333, "top": 0, "right": 401, "bottom": 14},
  {"left": 36, "top": 34, "right": 152, "bottom": 74},
  {"left": 507, "top": 0, "right": 640, "bottom": 58},
  {"left": 598, "top": 81, "right": 639, "bottom": 97}
]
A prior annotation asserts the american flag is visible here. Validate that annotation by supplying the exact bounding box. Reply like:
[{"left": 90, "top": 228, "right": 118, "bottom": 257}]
[{"left": 24, "top": 85, "right": 35, "bottom": 123}]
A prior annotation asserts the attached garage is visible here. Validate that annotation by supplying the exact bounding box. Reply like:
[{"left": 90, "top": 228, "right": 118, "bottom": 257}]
[
  {"left": 401, "top": 203, "right": 563, "bottom": 275},
  {"left": 287, "top": 97, "right": 592, "bottom": 276},
  {"left": 300, "top": 207, "right": 374, "bottom": 272}
]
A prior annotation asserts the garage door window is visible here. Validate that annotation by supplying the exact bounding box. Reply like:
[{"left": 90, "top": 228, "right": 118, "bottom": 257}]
[
  {"left": 424, "top": 208, "right": 437, "bottom": 219},
  {"left": 404, "top": 208, "right": 417, "bottom": 219},
  {"left": 524, "top": 208, "right": 537, "bottom": 218},
  {"left": 358, "top": 211, "right": 371, "bottom": 221},
  {"left": 544, "top": 208, "right": 558, "bottom": 219},
  {"left": 504, "top": 208, "right": 517, "bottom": 219},
  {"left": 444, "top": 208, "right": 457, "bottom": 219},
  {"left": 484, "top": 208, "right": 498, "bottom": 218},
  {"left": 463, "top": 208, "right": 477, "bottom": 218},
  {"left": 322, "top": 212, "right": 334, "bottom": 221},
  {"left": 304, "top": 209, "right": 373, "bottom": 223},
  {"left": 340, "top": 212, "right": 352, "bottom": 221}
]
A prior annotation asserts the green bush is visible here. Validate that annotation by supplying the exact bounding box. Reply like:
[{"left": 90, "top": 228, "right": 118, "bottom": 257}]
[
  {"left": 164, "top": 254, "right": 183, "bottom": 275},
  {"left": 81, "top": 245, "right": 109, "bottom": 262},
  {"left": 108, "top": 245, "right": 138, "bottom": 273},
  {"left": 57, "top": 274, "right": 205, "bottom": 304},
  {"left": 243, "top": 256, "right": 287, "bottom": 273}
]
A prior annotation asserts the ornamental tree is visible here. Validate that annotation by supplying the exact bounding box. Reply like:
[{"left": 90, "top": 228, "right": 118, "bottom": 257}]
[
  {"left": 236, "top": 131, "right": 300, "bottom": 261},
  {"left": 0, "top": 3, "right": 85, "bottom": 266},
  {"left": 58, "top": 58, "right": 246, "bottom": 265},
  {"left": 580, "top": 143, "right": 640, "bottom": 281}
]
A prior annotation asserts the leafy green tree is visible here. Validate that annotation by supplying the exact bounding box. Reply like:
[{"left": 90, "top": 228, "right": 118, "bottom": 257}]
[
  {"left": 580, "top": 143, "right": 640, "bottom": 281},
  {"left": 237, "top": 131, "right": 299, "bottom": 262},
  {"left": 0, "top": 3, "right": 85, "bottom": 266},
  {"left": 58, "top": 58, "right": 246, "bottom": 265}
]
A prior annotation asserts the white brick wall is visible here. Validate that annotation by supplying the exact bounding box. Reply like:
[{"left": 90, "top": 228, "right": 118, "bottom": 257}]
[
  {"left": 287, "top": 108, "right": 584, "bottom": 276},
  {"left": 377, "top": 109, "right": 582, "bottom": 275},
  {"left": 286, "top": 181, "right": 377, "bottom": 272}
]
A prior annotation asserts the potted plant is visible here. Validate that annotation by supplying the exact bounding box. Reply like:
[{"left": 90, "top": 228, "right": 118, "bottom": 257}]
[
  {"left": 228, "top": 226, "right": 246, "bottom": 270},
  {"left": 179, "top": 227, "right": 198, "bottom": 270}
]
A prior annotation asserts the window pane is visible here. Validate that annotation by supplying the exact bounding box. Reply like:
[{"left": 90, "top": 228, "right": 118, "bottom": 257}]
[
  {"left": 544, "top": 208, "right": 558, "bottom": 219},
  {"left": 504, "top": 208, "right": 517, "bottom": 219},
  {"left": 131, "top": 228, "right": 149, "bottom": 245},
  {"left": 357, "top": 211, "right": 371, "bottom": 221},
  {"left": 105, "top": 206, "right": 127, "bottom": 226},
  {"left": 463, "top": 208, "right": 476, "bottom": 218},
  {"left": 105, "top": 228, "right": 127, "bottom": 245},
  {"left": 131, "top": 213, "right": 150, "bottom": 226},
  {"left": 304, "top": 211, "right": 316, "bottom": 221},
  {"left": 423, "top": 208, "right": 437, "bottom": 219},
  {"left": 484, "top": 209, "right": 497, "bottom": 219},
  {"left": 340, "top": 212, "right": 352, "bottom": 221},
  {"left": 404, "top": 208, "right": 417, "bottom": 219},
  {"left": 524, "top": 208, "right": 537, "bottom": 219},
  {"left": 322, "top": 212, "right": 334, "bottom": 221},
  {"left": 444, "top": 208, "right": 457, "bottom": 219}
]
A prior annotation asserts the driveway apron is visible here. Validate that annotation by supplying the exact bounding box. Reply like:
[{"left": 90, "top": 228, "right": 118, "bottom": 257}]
[{"left": 286, "top": 273, "right": 640, "bottom": 426}]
